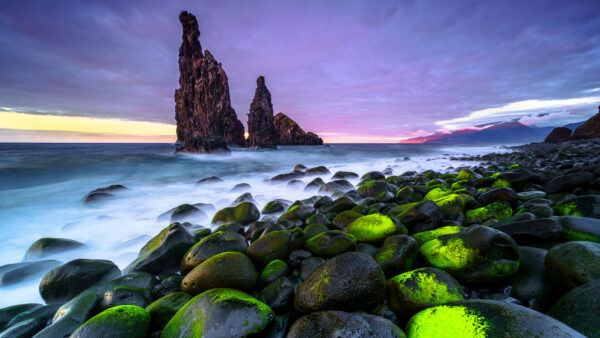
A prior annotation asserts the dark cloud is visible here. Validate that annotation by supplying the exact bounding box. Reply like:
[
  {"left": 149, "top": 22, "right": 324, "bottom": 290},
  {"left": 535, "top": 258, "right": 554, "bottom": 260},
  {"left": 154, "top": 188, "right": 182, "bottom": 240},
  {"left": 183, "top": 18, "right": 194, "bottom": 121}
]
[{"left": 1, "top": 0, "right": 599, "bottom": 138}]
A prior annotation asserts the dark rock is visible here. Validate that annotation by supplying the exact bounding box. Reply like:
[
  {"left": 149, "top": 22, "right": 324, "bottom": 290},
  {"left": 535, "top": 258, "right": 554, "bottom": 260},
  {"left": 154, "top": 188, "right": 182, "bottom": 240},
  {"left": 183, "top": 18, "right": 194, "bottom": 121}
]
[
  {"left": 544, "top": 172, "right": 595, "bottom": 194},
  {"left": 0, "top": 303, "right": 42, "bottom": 330},
  {"left": 4, "top": 304, "right": 59, "bottom": 332},
  {"left": 39, "top": 259, "right": 121, "bottom": 304},
  {"left": 196, "top": 176, "right": 223, "bottom": 184},
  {"left": 303, "top": 223, "right": 329, "bottom": 239},
  {"left": 0, "top": 316, "right": 48, "bottom": 338},
  {"left": 294, "top": 252, "right": 386, "bottom": 313},
  {"left": 357, "top": 180, "right": 393, "bottom": 199},
  {"left": 180, "top": 230, "right": 247, "bottom": 274},
  {"left": 262, "top": 199, "right": 290, "bottom": 214},
  {"left": 545, "top": 241, "right": 600, "bottom": 290},
  {"left": 548, "top": 279, "right": 600, "bottom": 337},
  {"left": 318, "top": 180, "right": 355, "bottom": 194},
  {"left": 278, "top": 205, "right": 315, "bottom": 223},
  {"left": 247, "top": 229, "right": 306, "bottom": 268},
  {"left": 493, "top": 218, "right": 562, "bottom": 245},
  {"left": 545, "top": 127, "right": 572, "bottom": 143},
  {"left": 332, "top": 171, "right": 359, "bottom": 179},
  {"left": 300, "top": 257, "right": 326, "bottom": 280},
  {"left": 419, "top": 225, "right": 520, "bottom": 284},
  {"left": 212, "top": 201, "right": 260, "bottom": 225},
  {"left": 288, "top": 250, "right": 312, "bottom": 268},
  {"left": 271, "top": 172, "right": 304, "bottom": 182},
  {"left": 34, "top": 290, "right": 100, "bottom": 338},
  {"left": 258, "top": 276, "right": 294, "bottom": 313},
  {"left": 395, "top": 201, "right": 443, "bottom": 234},
  {"left": 214, "top": 222, "right": 244, "bottom": 235},
  {"left": 101, "top": 286, "right": 152, "bottom": 309},
  {"left": 374, "top": 235, "right": 418, "bottom": 278},
  {"left": 508, "top": 246, "right": 558, "bottom": 311},
  {"left": 304, "top": 177, "right": 325, "bottom": 190},
  {"left": 70, "top": 305, "right": 150, "bottom": 338},
  {"left": 24, "top": 238, "right": 86, "bottom": 261},
  {"left": 318, "top": 196, "right": 356, "bottom": 214},
  {"left": 361, "top": 171, "right": 386, "bottom": 181},
  {"left": 405, "top": 299, "right": 584, "bottom": 337},
  {"left": 247, "top": 76, "right": 278, "bottom": 148},
  {"left": 230, "top": 183, "right": 252, "bottom": 192},
  {"left": 181, "top": 251, "right": 258, "bottom": 295},
  {"left": 174, "top": 11, "right": 244, "bottom": 153},
  {"left": 169, "top": 204, "right": 207, "bottom": 223},
  {"left": 152, "top": 275, "right": 183, "bottom": 299},
  {"left": 274, "top": 112, "right": 323, "bottom": 145},
  {"left": 234, "top": 192, "right": 255, "bottom": 204},
  {"left": 82, "top": 184, "right": 126, "bottom": 204},
  {"left": 571, "top": 105, "right": 600, "bottom": 139},
  {"left": 305, "top": 166, "right": 330, "bottom": 176},
  {"left": 161, "top": 288, "right": 274, "bottom": 337},
  {"left": 287, "top": 310, "right": 405, "bottom": 338},
  {"left": 124, "top": 223, "right": 195, "bottom": 275},
  {"left": 479, "top": 188, "right": 518, "bottom": 207},
  {"left": 356, "top": 243, "right": 379, "bottom": 257},
  {"left": 0, "top": 260, "right": 60, "bottom": 286},
  {"left": 560, "top": 216, "right": 600, "bottom": 242},
  {"left": 259, "top": 259, "right": 290, "bottom": 288},
  {"left": 305, "top": 231, "right": 356, "bottom": 258},
  {"left": 146, "top": 292, "right": 192, "bottom": 331},
  {"left": 554, "top": 195, "right": 600, "bottom": 218},
  {"left": 331, "top": 210, "right": 363, "bottom": 230},
  {"left": 345, "top": 213, "right": 406, "bottom": 245}
]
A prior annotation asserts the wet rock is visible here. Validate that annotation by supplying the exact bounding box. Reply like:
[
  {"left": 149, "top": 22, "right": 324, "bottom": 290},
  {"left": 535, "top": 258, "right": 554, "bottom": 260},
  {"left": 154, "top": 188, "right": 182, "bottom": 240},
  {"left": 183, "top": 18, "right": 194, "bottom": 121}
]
[
  {"left": 318, "top": 196, "right": 356, "bottom": 214},
  {"left": 0, "top": 316, "right": 48, "bottom": 338},
  {"left": 196, "top": 176, "right": 223, "bottom": 184},
  {"left": 231, "top": 183, "right": 252, "bottom": 192},
  {"left": 305, "top": 166, "right": 330, "bottom": 176},
  {"left": 394, "top": 201, "right": 443, "bottom": 234},
  {"left": 332, "top": 171, "right": 359, "bottom": 179},
  {"left": 23, "top": 238, "right": 86, "bottom": 261},
  {"left": 405, "top": 299, "right": 584, "bottom": 337},
  {"left": 479, "top": 187, "right": 518, "bottom": 207},
  {"left": 152, "top": 275, "right": 183, "bottom": 299},
  {"left": 259, "top": 259, "right": 290, "bottom": 288},
  {"left": 493, "top": 218, "right": 562, "bottom": 245},
  {"left": 387, "top": 267, "right": 464, "bottom": 317},
  {"left": 258, "top": 276, "right": 294, "bottom": 313},
  {"left": 278, "top": 205, "right": 315, "bottom": 223},
  {"left": 181, "top": 251, "right": 258, "bottom": 295},
  {"left": 0, "top": 260, "right": 60, "bottom": 286},
  {"left": 271, "top": 172, "right": 304, "bottom": 182},
  {"left": 346, "top": 213, "right": 406, "bottom": 245},
  {"left": 305, "top": 231, "right": 356, "bottom": 258},
  {"left": 548, "top": 279, "right": 600, "bottom": 337},
  {"left": 70, "top": 305, "right": 150, "bottom": 338},
  {"left": 180, "top": 230, "right": 247, "bottom": 274},
  {"left": 560, "top": 216, "right": 600, "bottom": 242},
  {"left": 169, "top": 204, "right": 208, "bottom": 222},
  {"left": 554, "top": 195, "right": 600, "bottom": 218},
  {"left": 174, "top": 11, "right": 244, "bottom": 152},
  {"left": 274, "top": 112, "right": 323, "bottom": 145},
  {"left": 39, "top": 259, "right": 121, "bottom": 304},
  {"left": 82, "top": 185, "right": 126, "bottom": 204},
  {"left": 318, "top": 180, "right": 355, "bottom": 194},
  {"left": 508, "top": 246, "right": 557, "bottom": 311},
  {"left": 3, "top": 304, "right": 58, "bottom": 333},
  {"left": 34, "top": 290, "right": 100, "bottom": 338},
  {"left": 212, "top": 201, "right": 260, "bottom": 225},
  {"left": 303, "top": 223, "right": 329, "bottom": 239},
  {"left": 287, "top": 310, "right": 405, "bottom": 338},
  {"left": 419, "top": 225, "right": 520, "bottom": 284},
  {"left": 262, "top": 199, "right": 291, "bottom": 214},
  {"left": 544, "top": 172, "right": 595, "bottom": 194},
  {"left": 100, "top": 286, "right": 152, "bottom": 309},
  {"left": 234, "top": 192, "right": 255, "bottom": 204},
  {"left": 161, "top": 288, "right": 274, "bottom": 337},
  {"left": 124, "top": 223, "right": 195, "bottom": 275},
  {"left": 517, "top": 190, "right": 547, "bottom": 201},
  {"left": 247, "top": 76, "right": 278, "bottom": 148},
  {"left": 304, "top": 177, "right": 325, "bottom": 190},
  {"left": 545, "top": 241, "right": 600, "bottom": 290},
  {"left": 294, "top": 252, "right": 386, "bottom": 313},
  {"left": 356, "top": 243, "right": 379, "bottom": 257},
  {"left": 247, "top": 229, "right": 306, "bottom": 268},
  {"left": 545, "top": 127, "right": 572, "bottom": 143},
  {"left": 465, "top": 201, "right": 513, "bottom": 224},
  {"left": 300, "top": 257, "right": 326, "bottom": 280},
  {"left": 374, "top": 235, "right": 418, "bottom": 278},
  {"left": 145, "top": 292, "right": 193, "bottom": 330},
  {"left": 0, "top": 303, "right": 42, "bottom": 330}
]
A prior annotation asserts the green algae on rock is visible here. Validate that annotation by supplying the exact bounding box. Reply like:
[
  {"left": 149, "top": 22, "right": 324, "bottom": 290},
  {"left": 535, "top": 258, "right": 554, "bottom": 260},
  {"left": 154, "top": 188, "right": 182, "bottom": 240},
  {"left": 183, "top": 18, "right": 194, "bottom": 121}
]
[
  {"left": 259, "top": 259, "right": 290, "bottom": 288},
  {"left": 345, "top": 213, "right": 405, "bottom": 245},
  {"left": 212, "top": 201, "right": 260, "bottom": 225},
  {"left": 70, "top": 305, "right": 150, "bottom": 338},
  {"left": 387, "top": 267, "right": 464, "bottom": 316},
  {"left": 179, "top": 230, "right": 247, "bottom": 274},
  {"left": 161, "top": 288, "right": 274, "bottom": 337},
  {"left": 247, "top": 229, "right": 306, "bottom": 268},
  {"left": 145, "top": 292, "right": 192, "bottom": 330},
  {"left": 412, "top": 226, "right": 465, "bottom": 244},
  {"left": 305, "top": 230, "right": 356, "bottom": 258},
  {"left": 374, "top": 235, "right": 418, "bottom": 278},
  {"left": 433, "top": 193, "right": 474, "bottom": 219},
  {"left": 559, "top": 216, "right": 600, "bottom": 242},
  {"left": 419, "top": 225, "right": 520, "bottom": 284},
  {"left": 465, "top": 200, "right": 513, "bottom": 224}
]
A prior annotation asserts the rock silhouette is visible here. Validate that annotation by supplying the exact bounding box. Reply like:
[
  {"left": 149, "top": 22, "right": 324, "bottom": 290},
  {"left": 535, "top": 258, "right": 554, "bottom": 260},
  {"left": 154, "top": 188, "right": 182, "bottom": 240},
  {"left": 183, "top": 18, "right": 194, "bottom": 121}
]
[
  {"left": 572, "top": 105, "right": 600, "bottom": 140},
  {"left": 545, "top": 127, "right": 572, "bottom": 143},
  {"left": 274, "top": 113, "right": 323, "bottom": 145},
  {"left": 247, "top": 76, "right": 278, "bottom": 149}
]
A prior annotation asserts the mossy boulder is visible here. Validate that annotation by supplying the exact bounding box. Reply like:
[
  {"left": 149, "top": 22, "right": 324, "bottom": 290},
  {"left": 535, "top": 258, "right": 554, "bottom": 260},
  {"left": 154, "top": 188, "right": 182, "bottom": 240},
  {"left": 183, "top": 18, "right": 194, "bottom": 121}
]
[
  {"left": 560, "top": 216, "right": 600, "bottom": 242},
  {"left": 247, "top": 229, "right": 305, "bottom": 268},
  {"left": 306, "top": 166, "right": 330, "bottom": 176},
  {"left": 287, "top": 310, "right": 405, "bottom": 338},
  {"left": 278, "top": 204, "right": 315, "bottom": 223},
  {"left": 294, "top": 252, "right": 386, "bottom": 313},
  {"left": 303, "top": 223, "right": 329, "bottom": 239},
  {"left": 170, "top": 203, "right": 208, "bottom": 222},
  {"left": 331, "top": 210, "right": 363, "bottom": 230},
  {"left": 145, "top": 292, "right": 192, "bottom": 330},
  {"left": 387, "top": 267, "right": 464, "bottom": 317},
  {"left": 412, "top": 226, "right": 465, "bottom": 244},
  {"left": 305, "top": 231, "right": 356, "bottom": 257},
  {"left": 212, "top": 202, "right": 260, "bottom": 225},
  {"left": 304, "top": 177, "right": 325, "bottom": 190},
  {"left": 161, "top": 288, "right": 274, "bottom": 337},
  {"left": 181, "top": 251, "right": 258, "bottom": 295},
  {"left": 419, "top": 225, "right": 520, "bottom": 284},
  {"left": 394, "top": 201, "right": 443, "bottom": 234},
  {"left": 547, "top": 279, "right": 600, "bottom": 337},
  {"left": 318, "top": 196, "right": 356, "bottom": 214},
  {"left": 261, "top": 199, "right": 290, "bottom": 214},
  {"left": 465, "top": 201, "right": 513, "bottom": 224},
  {"left": 70, "top": 305, "right": 150, "bottom": 338},
  {"left": 545, "top": 241, "right": 600, "bottom": 291},
  {"left": 318, "top": 180, "right": 355, "bottom": 194},
  {"left": 423, "top": 187, "right": 453, "bottom": 201},
  {"left": 39, "top": 259, "right": 121, "bottom": 304},
  {"left": 357, "top": 180, "right": 391, "bottom": 198},
  {"left": 433, "top": 194, "right": 474, "bottom": 219},
  {"left": 124, "top": 223, "right": 195, "bottom": 275},
  {"left": 405, "top": 299, "right": 584, "bottom": 337},
  {"left": 456, "top": 169, "right": 479, "bottom": 181},
  {"left": 332, "top": 171, "right": 359, "bottom": 179},
  {"left": 100, "top": 286, "right": 152, "bottom": 309},
  {"left": 23, "top": 238, "right": 86, "bottom": 261},
  {"left": 259, "top": 259, "right": 290, "bottom": 287},
  {"left": 374, "top": 235, "right": 418, "bottom": 278},
  {"left": 179, "top": 230, "right": 247, "bottom": 274},
  {"left": 345, "top": 213, "right": 406, "bottom": 245}
]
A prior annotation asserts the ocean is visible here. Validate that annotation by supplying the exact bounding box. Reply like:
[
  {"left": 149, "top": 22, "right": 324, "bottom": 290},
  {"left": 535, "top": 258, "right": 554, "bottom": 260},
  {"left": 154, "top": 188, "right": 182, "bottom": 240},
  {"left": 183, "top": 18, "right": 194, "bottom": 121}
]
[{"left": 0, "top": 142, "right": 503, "bottom": 306}]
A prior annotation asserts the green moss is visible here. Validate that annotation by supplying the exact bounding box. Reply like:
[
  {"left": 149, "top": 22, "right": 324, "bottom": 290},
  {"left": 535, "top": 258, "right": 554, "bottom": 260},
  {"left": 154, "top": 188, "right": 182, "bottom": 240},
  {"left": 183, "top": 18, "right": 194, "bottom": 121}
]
[
  {"left": 72, "top": 305, "right": 150, "bottom": 338},
  {"left": 553, "top": 201, "right": 584, "bottom": 216},
  {"left": 412, "top": 226, "right": 465, "bottom": 244},
  {"left": 508, "top": 164, "right": 520, "bottom": 169},
  {"left": 450, "top": 180, "right": 469, "bottom": 191},
  {"left": 388, "top": 268, "right": 464, "bottom": 310},
  {"left": 406, "top": 304, "right": 492, "bottom": 337},
  {"left": 420, "top": 237, "right": 479, "bottom": 270},
  {"left": 465, "top": 201, "right": 513, "bottom": 223},
  {"left": 305, "top": 231, "right": 356, "bottom": 257},
  {"left": 345, "top": 213, "right": 403, "bottom": 244},
  {"left": 426, "top": 179, "right": 446, "bottom": 187},
  {"left": 562, "top": 228, "right": 600, "bottom": 242},
  {"left": 491, "top": 178, "right": 511, "bottom": 189},
  {"left": 259, "top": 259, "right": 289, "bottom": 283},
  {"left": 309, "top": 267, "right": 330, "bottom": 303},
  {"left": 424, "top": 187, "right": 453, "bottom": 201},
  {"left": 491, "top": 172, "right": 500, "bottom": 178},
  {"left": 433, "top": 194, "right": 474, "bottom": 218},
  {"left": 456, "top": 169, "right": 477, "bottom": 181}
]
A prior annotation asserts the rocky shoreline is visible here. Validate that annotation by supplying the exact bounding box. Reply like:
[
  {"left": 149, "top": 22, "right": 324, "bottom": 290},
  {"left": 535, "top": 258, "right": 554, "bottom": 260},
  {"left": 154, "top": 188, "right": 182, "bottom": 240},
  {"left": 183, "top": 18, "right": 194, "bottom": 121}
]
[{"left": 1, "top": 141, "right": 600, "bottom": 337}]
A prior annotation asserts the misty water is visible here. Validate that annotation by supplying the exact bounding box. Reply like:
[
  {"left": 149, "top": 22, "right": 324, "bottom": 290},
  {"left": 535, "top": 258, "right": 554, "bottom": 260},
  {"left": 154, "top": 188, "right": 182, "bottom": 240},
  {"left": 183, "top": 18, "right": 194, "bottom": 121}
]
[{"left": 0, "top": 143, "right": 504, "bottom": 306}]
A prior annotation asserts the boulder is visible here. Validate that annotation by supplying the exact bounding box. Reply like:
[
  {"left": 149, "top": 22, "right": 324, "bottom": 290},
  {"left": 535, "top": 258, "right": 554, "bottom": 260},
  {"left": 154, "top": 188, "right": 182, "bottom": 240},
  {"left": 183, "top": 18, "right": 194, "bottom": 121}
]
[
  {"left": 294, "top": 252, "right": 386, "bottom": 313},
  {"left": 394, "top": 201, "right": 443, "bottom": 234},
  {"left": 247, "top": 76, "right": 278, "bottom": 148},
  {"left": 262, "top": 199, "right": 291, "bottom": 214},
  {"left": 70, "top": 305, "right": 150, "bottom": 338},
  {"left": 0, "top": 303, "right": 42, "bottom": 330},
  {"left": 179, "top": 230, "right": 247, "bottom": 274},
  {"left": 508, "top": 246, "right": 558, "bottom": 311},
  {"left": 145, "top": 292, "right": 192, "bottom": 330},
  {"left": 544, "top": 172, "right": 595, "bottom": 194},
  {"left": 545, "top": 241, "right": 600, "bottom": 290},
  {"left": 100, "top": 286, "right": 152, "bottom": 309},
  {"left": 0, "top": 316, "right": 48, "bottom": 338},
  {"left": 161, "top": 288, "right": 274, "bottom": 337},
  {"left": 374, "top": 235, "right": 418, "bottom": 278},
  {"left": 305, "top": 166, "right": 330, "bottom": 176},
  {"left": 287, "top": 311, "right": 405, "bottom": 338},
  {"left": 212, "top": 202, "right": 260, "bottom": 225},
  {"left": 258, "top": 276, "right": 295, "bottom": 313},
  {"left": 0, "top": 260, "right": 60, "bottom": 286},
  {"left": 259, "top": 259, "right": 290, "bottom": 288},
  {"left": 169, "top": 204, "right": 207, "bottom": 223},
  {"left": 493, "top": 218, "right": 562, "bottom": 245},
  {"left": 548, "top": 279, "right": 600, "bottom": 337},
  {"left": 152, "top": 275, "right": 183, "bottom": 299},
  {"left": 545, "top": 127, "right": 572, "bottom": 143},
  {"left": 318, "top": 180, "right": 355, "bottom": 194},
  {"left": 305, "top": 231, "right": 356, "bottom": 258},
  {"left": 560, "top": 216, "right": 600, "bottom": 242},
  {"left": 465, "top": 201, "right": 513, "bottom": 224},
  {"left": 23, "top": 238, "right": 86, "bottom": 261},
  {"left": 247, "top": 229, "right": 305, "bottom": 268},
  {"left": 554, "top": 195, "right": 600, "bottom": 218},
  {"left": 278, "top": 205, "right": 315, "bottom": 223},
  {"left": 346, "top": 213, "right": 406, "bottom": 245}
]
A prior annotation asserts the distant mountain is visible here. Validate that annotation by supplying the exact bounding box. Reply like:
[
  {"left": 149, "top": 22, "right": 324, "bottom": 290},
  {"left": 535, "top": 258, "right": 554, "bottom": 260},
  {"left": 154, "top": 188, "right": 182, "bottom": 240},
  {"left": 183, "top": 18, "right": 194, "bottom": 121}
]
[{"left": 400, "top": 122, "right": 556, "bottom": 145}]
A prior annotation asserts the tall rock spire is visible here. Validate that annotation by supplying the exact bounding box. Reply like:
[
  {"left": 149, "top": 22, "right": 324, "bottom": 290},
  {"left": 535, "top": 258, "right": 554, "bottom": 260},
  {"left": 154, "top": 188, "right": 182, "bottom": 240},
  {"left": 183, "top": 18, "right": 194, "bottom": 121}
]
[
  {"left": 247, "top": 76, "right": 278, "bottom": 148},
  {"left": 174, "top": 11, "right": 245, "bottom": 153}
]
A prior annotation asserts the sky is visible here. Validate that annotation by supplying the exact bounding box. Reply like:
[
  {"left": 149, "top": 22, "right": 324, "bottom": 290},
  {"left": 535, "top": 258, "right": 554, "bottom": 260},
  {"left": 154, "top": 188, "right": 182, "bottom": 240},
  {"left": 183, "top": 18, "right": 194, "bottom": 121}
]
[{"left": 1, "top": 0, "right": 600, "bottom": 143}]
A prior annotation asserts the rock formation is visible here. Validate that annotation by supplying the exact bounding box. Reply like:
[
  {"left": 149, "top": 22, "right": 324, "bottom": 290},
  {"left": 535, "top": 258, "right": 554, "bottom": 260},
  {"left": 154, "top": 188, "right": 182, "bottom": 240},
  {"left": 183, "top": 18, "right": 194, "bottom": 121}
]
[
  {"left": 274, "top": 113, "right": 323, "bottom": 145},
  {"left": 174, "top": 11, "right": 245, "bottom": 153},
  {"left": 544, "top": 127, "right": 572, "bottom": 143},
  {"left": 246, "top": 76, "right": 278, "bottom": 148},
  {"left": 571, "top": 106, "right": 600, "bottom": 139}
]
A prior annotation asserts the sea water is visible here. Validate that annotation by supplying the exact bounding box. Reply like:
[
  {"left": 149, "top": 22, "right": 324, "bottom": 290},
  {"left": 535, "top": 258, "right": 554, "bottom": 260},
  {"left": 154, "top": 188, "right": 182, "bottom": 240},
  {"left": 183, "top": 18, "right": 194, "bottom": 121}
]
[{"left": 0, "top": 142, "right": 503, "bottom": 306}]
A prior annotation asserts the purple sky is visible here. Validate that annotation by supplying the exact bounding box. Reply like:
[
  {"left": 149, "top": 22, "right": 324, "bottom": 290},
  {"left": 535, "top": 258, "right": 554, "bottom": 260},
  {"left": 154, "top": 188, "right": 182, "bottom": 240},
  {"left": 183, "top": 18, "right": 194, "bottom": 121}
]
[{"left": 1, "top": 0, "right": 600, "bottom": 142}]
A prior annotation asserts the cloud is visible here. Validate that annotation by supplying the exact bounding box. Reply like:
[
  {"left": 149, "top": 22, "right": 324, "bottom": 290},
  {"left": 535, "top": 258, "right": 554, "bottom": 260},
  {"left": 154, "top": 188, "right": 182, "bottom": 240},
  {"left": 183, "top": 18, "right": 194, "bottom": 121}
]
[{"left": 436, "top": 96, "right": 600, "bottom": 129}]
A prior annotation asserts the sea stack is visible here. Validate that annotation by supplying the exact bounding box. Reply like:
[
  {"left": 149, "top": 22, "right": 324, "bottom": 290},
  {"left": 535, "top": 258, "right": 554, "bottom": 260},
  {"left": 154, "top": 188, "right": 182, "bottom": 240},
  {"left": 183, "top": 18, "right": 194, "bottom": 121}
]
[
  {"left": 274, "top": 112, "right": 323, "bottom": 145},
  {"left": 247, "top": 76, "right": 278, "bottom": 148},
  {"left": 571, "top": 105, "right": 600, "bottom": 140},
  {"left": 544, "top": 127, "right": 572, "bottom": 143},
  {"left": 174, "top": 11, "right": 245, "bottom": 153}
]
